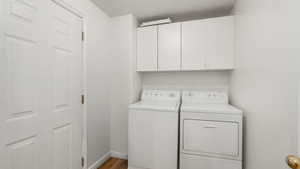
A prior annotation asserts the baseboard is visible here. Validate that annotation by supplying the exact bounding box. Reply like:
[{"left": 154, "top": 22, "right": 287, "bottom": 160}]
[
  {"left": 88, "top": 152, "right": 111, "bottom": 169},
  {"left": 88, "top": 150, "right": 128, "bottom": 169},
  {"left": 110, "top": 151, "right": 128, "bottom": 160},
  {"left": 128, "top": 167, "right": 141, "bottom": 169}
]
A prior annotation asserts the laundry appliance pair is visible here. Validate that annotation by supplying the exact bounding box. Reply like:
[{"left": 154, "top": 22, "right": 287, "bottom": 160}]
[{"left": 128, "top": 89, "right": 243, "bottom": 169}]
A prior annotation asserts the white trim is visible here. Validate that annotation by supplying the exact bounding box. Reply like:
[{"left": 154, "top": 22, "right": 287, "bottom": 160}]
[
  {"left": 87, "top": 151, "right": 128, "bottom": 169},
  {"left": 81, "top": 20, "right": 88, "bottom": 169},
  {"left": 51, "top": 0, "right": 84, "bottom": 18},
  {"left": 110, "top": 151, "right": 128, "bottom": 160},
  {"left": 88, "top": 152, "right": 111, "bottom": 169},
  {"left": 128, "top": 167, "right": 142, "bottom": 169},
  {"left": 298, "top": 71, "right": 300, "bottom": 156}
]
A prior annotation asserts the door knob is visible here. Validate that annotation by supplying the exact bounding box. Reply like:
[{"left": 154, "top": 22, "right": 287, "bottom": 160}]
[{"left": 286, "top": 155, "right": 300, "bottom": 169}]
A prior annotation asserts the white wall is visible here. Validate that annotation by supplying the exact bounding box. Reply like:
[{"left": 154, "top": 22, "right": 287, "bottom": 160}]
[
  {"left": 142, "top": 71, "right": 230, "bottom": 90},
  {"left": 230, "top": 0, "right": 299, "bottom": 169},
  {"left": 110, "top": 14, "right": 140, "bottom": 158},
  {"left": 63, "top": 0, "right": 112, "bottom": 167}
]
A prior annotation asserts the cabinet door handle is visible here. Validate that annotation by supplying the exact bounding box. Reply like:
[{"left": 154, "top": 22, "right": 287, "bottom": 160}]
[{"left": 203, "top": 126, "right": 217, "bottom": 128}]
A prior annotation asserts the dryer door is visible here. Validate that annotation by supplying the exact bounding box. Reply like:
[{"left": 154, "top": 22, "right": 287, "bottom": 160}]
[{"left": 183, "top": 119, "right": 239, "bottom": 157}]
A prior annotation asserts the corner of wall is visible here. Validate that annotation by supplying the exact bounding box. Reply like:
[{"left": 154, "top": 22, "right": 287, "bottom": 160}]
[
  {"left": 88, "top": 152, "right": 111, "bottom": 169},
  {"left": 109, "top": 13, "right": 141, "bottom": 160}
]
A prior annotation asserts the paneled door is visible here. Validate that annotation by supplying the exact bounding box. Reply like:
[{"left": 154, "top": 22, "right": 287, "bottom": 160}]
[
  {"left": 48, "top": 2, "right": 83, "bottom": 169},
  {"left": 0, "top": 0, "right": 83, "bottom": 169}
]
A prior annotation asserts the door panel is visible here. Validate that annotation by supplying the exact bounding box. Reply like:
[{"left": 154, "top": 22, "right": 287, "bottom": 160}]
[
  {"left": 53, "top": 48, "right": 71, "bottom": 111},
  {"left": 158, "top": 23, "right": 181, "bottom": 71},
  {"left": 0, "top": 0, "right": 42, "bottom": 168},
  {"left": 6, "top": 136, "right": 39, "bottom": 169},
  {"left": 205, "top": 16, "right": 235, "bottom": 69},
  {"left": 137, "top": 26, "right": 158, "bottom": 71},
  {"left": 50, "top": 2, "right": 82, "bottom": 169},
  {"left": 181, "top": 20, "right": 206, "bottom": 70},
  {"left": 53, "top": 125, "right": 72, "bottom": 169},
  {"left": 181, "top": 16, "right": 235, "bottom": 70},
  {"left": 6, "top": 35, "right": 39, "bottom": 119}
]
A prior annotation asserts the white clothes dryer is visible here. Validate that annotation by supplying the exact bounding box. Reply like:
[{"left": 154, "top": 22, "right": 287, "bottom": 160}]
[{"left": 180, "top": 90, "right": 243, "bottom": 169}]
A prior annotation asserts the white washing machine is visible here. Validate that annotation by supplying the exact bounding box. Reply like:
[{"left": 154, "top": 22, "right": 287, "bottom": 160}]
[
  {"left": 180, "top": 90, "right": 243, "bottom": 169},
  {"left": 128, "top": 90, "right": 180, "bottom": 169}
]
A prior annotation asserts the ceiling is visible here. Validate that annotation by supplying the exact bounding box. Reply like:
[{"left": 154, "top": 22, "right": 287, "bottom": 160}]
[{"left": 92, "top": 0, "right": 236, "bottom": 22}]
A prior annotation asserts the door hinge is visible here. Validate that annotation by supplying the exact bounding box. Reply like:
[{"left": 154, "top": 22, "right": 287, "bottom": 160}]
[
  {"left": 81, "top": 95, "right": 85, "bottom": 104},
  {"left": 81, "top": 157, "right": 85, "bottom": 167},
  {"left": 82, "top": 32, "right": 85, "bottom": 41}
]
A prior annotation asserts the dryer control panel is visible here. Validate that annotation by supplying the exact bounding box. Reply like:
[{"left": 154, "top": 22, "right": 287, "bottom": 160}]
[{"left": 182, "top": 90, "right": 228, "bottom": 104}]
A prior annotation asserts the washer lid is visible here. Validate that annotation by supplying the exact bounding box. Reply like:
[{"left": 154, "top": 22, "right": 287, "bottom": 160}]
[
  {"left": 181, "top": 103, "right": 242, "bottom": 114},
  {"left": 129, "top": 101, "right": 180, "bottom": 112}
]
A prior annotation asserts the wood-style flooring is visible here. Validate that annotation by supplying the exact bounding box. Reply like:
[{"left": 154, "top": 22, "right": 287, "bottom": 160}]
[{"left": 98, "top": 157, "right": 128, "bottom": 169}]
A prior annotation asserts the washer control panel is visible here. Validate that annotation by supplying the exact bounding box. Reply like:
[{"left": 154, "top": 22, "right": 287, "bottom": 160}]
[{"left": 141, "top": 90, "right": 181, "bottom": 101}]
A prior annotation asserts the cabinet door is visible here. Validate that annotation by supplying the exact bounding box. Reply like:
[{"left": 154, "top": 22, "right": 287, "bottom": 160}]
[
  {"left": 137, "top": 26, "right": 158, "bottom": 71},
  {"left": 181, "top": 20, "right": 206, "bottom": 70},
  {"left": 182, "top": 16, "right": 235, "bottom": 70},
  {"left": 205, "top": 16, "right": 235, "bottom": 69},
  {"left": 158, "top": 23, "right": 181, "bottom": 71}
]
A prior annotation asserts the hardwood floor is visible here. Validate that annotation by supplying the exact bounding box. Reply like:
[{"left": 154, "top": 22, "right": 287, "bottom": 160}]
[{"left": 98, "top": 158, "right": 128, "bottom": 169}]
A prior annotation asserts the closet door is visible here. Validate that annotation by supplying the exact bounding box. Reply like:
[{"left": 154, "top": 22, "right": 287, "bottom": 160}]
[
  {"left": 0, "top": 0, "right": 45, "bottom": 168},
  {"left": 0, "top": 1, "right": 83, "bottom": 169},
  {"left": 137, "top": 26, "right": 158, "bottom": 71},
  {"left": 158, "top": 23, "right": 181, "bottom": 71},
  {"left": 49, "top": 2, "right": 83, "bottom": 169}
]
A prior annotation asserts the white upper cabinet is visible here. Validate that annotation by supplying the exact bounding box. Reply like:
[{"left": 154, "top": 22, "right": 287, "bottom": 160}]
[
  {"left": 136, "top": 16, "right": 235, "bottom": 72},
  {"left": 182, "top": 16, "right": 235, "bottom": 70},
  {"left": 137, "top": 26, "right": 158, "bottom": 71},
  {"left": 158, "top": 23, "right": 181, "bottom": 71}
]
